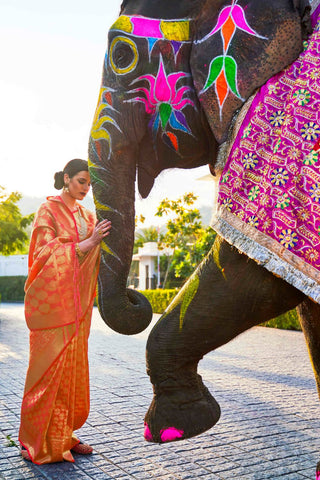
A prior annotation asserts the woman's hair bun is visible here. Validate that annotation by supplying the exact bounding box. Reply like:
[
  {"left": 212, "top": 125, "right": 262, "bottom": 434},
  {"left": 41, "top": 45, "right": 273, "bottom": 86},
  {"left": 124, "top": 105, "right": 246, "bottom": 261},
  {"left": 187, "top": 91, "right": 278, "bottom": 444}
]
[{"left": 54, "top": 171, "right": 65, "bottom": 190}]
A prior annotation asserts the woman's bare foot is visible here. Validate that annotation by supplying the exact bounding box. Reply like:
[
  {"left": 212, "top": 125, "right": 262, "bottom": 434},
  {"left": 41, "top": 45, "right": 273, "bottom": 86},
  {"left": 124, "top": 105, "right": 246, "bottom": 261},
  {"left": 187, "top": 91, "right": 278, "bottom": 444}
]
[
  {"left": 71, "top": 442, "right": 93, "bottom": 455},
  {"left": 21, "top": 447, "right": 31, "bottom": 461}
]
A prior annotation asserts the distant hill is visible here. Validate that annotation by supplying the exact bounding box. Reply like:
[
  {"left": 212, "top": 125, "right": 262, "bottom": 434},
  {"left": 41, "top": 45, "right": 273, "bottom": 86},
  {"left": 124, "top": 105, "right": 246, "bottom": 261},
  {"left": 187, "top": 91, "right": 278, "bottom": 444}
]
[
  {"left": 18, "top": 195, "right": 213, "bottom": 227},
  {"left": 18, "top": 195, "right": 95, "bottom": 216}
]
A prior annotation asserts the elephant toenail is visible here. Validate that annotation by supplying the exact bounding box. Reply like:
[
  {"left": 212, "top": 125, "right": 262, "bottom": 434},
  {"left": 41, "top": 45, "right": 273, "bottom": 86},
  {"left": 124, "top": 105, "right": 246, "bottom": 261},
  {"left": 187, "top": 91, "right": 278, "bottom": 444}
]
[
  {"left": 144, "top": 423, "right": 153, "bottom": 441},
  {"left": 160, "top": 427, "right": 184, "bottom": 442}
]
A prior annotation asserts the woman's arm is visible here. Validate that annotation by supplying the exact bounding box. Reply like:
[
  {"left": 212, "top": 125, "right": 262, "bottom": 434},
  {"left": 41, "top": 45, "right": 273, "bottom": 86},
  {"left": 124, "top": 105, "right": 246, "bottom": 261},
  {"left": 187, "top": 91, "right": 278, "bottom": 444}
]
[{"left": 77, "top": 219, "right": 111, "bottom": 255}]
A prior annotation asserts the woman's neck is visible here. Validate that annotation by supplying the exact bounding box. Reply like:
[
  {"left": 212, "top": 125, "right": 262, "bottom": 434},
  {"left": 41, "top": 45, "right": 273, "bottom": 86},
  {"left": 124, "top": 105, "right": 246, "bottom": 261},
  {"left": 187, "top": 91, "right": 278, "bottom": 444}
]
[{"left": 60, "top": 191, "right": 77, "bottom": 212}]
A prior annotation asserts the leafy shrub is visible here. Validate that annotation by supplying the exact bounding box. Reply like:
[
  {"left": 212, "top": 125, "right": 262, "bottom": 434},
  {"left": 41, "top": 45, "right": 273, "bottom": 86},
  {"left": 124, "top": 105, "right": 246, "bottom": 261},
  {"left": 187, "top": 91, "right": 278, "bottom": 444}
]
[
  {"left": 139, "top": 289, "right": 178, "bottom": 313},
  {"left": 0, "top": 276, "right": 26, "bottom": 302},
  {"left": 140, "top": 289, "right": 301, "bottom": 331},
  {"left": 262, "top": 308, "right": 301, "bottom": 331}
]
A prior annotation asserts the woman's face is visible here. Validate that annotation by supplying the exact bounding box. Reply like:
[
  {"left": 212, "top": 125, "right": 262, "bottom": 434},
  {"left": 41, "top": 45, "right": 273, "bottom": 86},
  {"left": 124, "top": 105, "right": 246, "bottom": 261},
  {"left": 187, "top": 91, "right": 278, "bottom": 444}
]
[{"left": 66, "top": 171, "right": 91, "bottom": 200}]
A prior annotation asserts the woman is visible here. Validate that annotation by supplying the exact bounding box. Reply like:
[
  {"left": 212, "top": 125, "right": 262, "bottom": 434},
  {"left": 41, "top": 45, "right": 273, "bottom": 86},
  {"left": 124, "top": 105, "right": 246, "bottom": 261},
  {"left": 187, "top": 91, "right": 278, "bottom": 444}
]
[{"left": 19, "top": 158, "right": 111, "bottom": 464}]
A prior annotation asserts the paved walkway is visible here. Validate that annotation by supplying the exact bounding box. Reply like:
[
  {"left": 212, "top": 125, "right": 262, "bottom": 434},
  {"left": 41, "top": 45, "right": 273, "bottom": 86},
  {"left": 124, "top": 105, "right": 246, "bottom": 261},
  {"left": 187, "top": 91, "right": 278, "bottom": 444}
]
[{"left": 0, "top": 303, "right": 319, "bottom": 480}]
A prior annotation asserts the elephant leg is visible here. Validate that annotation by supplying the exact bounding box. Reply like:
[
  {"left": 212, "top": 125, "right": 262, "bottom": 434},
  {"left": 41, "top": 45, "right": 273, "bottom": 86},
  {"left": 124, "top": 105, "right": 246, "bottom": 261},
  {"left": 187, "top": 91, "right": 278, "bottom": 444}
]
[
  {"left": 144, "top": 236, "right": 305, "bottom": 443},
  {"left": 296, "top": 299, "right": 320, "bottom": 397}
]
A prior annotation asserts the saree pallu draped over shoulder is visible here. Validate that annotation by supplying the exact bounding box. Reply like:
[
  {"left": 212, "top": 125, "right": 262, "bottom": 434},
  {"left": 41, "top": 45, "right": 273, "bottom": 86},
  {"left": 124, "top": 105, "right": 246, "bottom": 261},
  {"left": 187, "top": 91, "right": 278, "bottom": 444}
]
[{"left": 19, "top": 196, "right": 100, "bottom": 464}]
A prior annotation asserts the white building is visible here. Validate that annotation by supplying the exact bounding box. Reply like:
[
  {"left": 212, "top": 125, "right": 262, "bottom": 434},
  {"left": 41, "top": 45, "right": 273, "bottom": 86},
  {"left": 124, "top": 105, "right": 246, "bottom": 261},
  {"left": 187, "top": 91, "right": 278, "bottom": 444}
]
[
  {"left": 132, "top": 242, "right": 172, "bottom": 290},
  {"left": 0, "top": 255, "right": 28, "bottom": 276}
]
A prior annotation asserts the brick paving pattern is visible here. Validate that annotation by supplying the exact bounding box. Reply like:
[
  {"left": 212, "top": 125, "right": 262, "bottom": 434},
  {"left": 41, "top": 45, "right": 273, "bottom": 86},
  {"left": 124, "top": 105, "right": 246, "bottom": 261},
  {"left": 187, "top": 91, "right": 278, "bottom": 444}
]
[{"left": 0, "top": 303, "right": 319, "bottom": 479}]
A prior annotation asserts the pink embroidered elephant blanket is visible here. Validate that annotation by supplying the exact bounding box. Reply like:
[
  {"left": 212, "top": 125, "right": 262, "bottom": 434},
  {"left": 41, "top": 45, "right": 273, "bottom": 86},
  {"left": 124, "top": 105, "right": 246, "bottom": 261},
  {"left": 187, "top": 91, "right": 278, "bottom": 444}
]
[{"left": 212, "top": 8, "right": 320, "bottom": 303}]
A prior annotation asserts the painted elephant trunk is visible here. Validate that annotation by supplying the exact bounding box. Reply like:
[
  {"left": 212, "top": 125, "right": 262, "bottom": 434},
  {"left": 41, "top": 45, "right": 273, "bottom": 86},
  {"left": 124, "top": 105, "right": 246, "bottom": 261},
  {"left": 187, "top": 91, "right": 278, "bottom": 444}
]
[{"left": 89, "top": 142, "right": 152, "bottom": 335}]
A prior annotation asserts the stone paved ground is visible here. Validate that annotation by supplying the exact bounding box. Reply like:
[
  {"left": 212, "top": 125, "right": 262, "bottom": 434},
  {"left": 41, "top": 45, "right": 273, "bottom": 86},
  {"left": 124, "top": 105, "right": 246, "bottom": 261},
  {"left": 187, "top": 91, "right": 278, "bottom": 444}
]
[{"left": 0, "top": 303, "right": 319, "bottom": 480}]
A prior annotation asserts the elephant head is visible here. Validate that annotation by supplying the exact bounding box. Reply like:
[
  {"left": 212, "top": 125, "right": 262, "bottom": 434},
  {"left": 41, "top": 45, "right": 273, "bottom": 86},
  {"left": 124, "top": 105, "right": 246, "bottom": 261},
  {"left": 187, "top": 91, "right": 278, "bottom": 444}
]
[{"left": 88, "top": 0, "right": 311, "bottom": 335}]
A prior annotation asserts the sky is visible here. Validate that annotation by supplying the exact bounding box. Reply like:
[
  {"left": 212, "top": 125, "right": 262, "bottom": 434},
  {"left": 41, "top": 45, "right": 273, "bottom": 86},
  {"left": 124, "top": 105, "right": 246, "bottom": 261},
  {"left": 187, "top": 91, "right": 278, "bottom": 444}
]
[{"left": 1, "top": 0, "right": 216, "bottom": 225}]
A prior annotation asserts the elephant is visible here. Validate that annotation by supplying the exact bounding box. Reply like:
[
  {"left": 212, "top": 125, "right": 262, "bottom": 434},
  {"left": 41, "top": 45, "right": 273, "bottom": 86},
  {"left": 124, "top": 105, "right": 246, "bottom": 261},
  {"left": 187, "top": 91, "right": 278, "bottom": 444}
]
[{"left": 88, "top": 0, "right": 320, "bottom": 444}]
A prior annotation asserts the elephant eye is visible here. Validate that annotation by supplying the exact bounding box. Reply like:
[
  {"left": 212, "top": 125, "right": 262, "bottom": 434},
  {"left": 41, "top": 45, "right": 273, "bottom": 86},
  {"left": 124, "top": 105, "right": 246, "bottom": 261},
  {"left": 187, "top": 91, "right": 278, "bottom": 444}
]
[{"left": 109, "top": 36, "right": 139, "bottom": 75}]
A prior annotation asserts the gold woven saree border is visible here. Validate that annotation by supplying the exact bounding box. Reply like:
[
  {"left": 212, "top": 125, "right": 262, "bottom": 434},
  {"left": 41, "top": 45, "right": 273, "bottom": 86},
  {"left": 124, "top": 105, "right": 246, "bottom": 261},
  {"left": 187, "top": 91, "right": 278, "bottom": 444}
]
[{"left": 212, "top": 206, "right": 320, "bottom": 304}]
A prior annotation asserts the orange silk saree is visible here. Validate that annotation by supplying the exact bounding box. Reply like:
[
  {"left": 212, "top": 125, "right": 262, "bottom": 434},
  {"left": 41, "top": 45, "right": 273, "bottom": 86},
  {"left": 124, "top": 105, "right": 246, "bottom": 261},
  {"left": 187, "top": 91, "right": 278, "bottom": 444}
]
[{"left": 19, "top": 196, "right": 100, "bottom": 464}]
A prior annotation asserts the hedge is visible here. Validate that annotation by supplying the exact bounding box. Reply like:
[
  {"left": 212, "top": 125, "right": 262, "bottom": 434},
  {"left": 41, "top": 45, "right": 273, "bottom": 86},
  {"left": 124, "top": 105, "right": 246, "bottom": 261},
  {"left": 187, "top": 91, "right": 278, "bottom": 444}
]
[
  {"left": 0, "top": 279, "right": 302, "bottom": 332},
  {"left": 139, "top": 289, "right": 301, "bottom": 331},
  {"left": 138, "top": 289, "right": 178, "bottom": 314},
  {"left": 0, "top": 276, "right": 26, "bottom": 303},
  {"left": 262, "top": 308, "right": 301, "bottom": 331}
]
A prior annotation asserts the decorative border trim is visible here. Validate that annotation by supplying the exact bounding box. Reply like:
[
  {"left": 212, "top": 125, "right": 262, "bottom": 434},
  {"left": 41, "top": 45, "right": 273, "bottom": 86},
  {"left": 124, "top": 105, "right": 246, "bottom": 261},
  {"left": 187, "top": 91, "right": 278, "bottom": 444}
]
[{"left": 212, "top": 206, "right": 320, "bottom": 303}]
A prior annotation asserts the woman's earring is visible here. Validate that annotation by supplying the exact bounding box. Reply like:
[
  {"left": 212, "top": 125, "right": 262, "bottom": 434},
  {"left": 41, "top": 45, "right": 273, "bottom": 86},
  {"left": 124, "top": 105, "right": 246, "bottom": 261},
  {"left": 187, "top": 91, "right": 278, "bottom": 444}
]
[{"left": 63, "top": 184, "right": 70, "bottom": 193}]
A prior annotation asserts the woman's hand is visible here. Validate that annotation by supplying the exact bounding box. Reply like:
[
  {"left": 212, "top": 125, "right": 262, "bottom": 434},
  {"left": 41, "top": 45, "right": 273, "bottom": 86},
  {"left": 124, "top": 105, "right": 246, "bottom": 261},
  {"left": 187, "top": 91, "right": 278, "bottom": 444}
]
[
  {"left": 90, "top": 219, "right": 112, "bottom": 247},
  {"left": 77, "top": 219, "right": 112, "bottom": 255}
]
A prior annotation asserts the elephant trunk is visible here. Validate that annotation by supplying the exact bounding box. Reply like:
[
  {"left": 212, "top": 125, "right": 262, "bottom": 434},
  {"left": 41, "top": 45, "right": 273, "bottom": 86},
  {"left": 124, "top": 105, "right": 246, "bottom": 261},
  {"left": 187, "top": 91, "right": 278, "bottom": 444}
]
[{"left": 89, "top": 141, "right": 152, "bottom": 335}]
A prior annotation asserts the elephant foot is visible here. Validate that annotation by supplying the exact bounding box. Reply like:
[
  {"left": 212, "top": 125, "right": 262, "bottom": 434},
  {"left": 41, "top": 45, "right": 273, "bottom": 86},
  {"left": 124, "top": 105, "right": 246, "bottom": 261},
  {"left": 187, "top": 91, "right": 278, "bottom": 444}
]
[{"left": 144, "top": 373, "right": 221, "bottom": 443}]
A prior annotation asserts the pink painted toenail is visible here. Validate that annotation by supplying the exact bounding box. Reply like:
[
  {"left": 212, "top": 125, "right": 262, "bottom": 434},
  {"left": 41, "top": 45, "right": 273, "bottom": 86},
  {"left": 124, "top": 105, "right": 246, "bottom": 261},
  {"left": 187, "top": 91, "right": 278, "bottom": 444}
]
[
  {"left": 144, "top": 423, "right": 153, "bottom": 442},
  {"left": 160, "top": 427, "right": 184, "bottom": 442},
  {"left": 316, "top": 470, "right": 320, "bottom": 480}
]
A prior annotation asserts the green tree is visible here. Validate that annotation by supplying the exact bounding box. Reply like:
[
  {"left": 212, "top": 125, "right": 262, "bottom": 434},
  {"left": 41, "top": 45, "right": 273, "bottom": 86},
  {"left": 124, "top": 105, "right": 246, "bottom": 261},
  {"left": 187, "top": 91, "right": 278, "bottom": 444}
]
[
  {"left": 0, "top": 186, "right": 34, "bottom": 255},
  {"left": 135, "top": 226, "right": 159, "bottom": 250},
  {"left": 156, "top": 193, "right": 216, "bottom": 287}
]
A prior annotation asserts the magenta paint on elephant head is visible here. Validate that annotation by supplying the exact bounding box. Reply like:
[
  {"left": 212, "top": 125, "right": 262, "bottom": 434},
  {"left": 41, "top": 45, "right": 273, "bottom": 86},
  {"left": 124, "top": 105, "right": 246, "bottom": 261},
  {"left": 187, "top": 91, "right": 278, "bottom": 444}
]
[
  {"left": 154, "top": 60, "right": 172, "bottom": 102},
  {"left": 197, "top": 0, "right": 267, "bottom": 118},
  {"left": 127, "top": 56, "right": 195, "bottom": 151},
  {"left": 131, "top": 17, "right": 163, "bottom": 38},
  {"left": 110, "top": 15, "right": 191, "bottom": 61}
]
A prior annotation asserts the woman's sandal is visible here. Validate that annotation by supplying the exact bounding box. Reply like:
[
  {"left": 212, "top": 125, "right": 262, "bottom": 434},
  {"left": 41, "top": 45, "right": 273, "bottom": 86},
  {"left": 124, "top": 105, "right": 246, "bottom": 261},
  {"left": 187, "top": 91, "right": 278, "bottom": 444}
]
[{"left": 71, "top": 441, "right": 93, "bottom": 455}]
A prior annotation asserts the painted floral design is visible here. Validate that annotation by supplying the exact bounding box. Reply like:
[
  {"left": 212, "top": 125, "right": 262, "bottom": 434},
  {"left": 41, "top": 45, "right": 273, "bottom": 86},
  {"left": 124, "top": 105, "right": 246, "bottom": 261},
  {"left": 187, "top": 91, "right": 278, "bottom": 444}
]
[
  {"left": 283, "top": 115, "right": 293, "bottom": 127},
  {"left": 128, "top": 57, "right": 194, "bottom": 151},
  {"left": 270, "top": 110, "right": 286, "bottom": 127},
  {"left": 242, "top": 153, "right": 258, "bottom": 170},
  {"left": 279, "top": 229, "right": 298, "bottom": 249},
  {"left": 90, "top": 87, "right": 121, "bottom": 159},
  {"left": 297, "top": 208, "right": 311, "bottom": 222},
  {"left": 257, "top": 133, "right": 270, "bottom": 145},
  {"left": 310, "top": 69, "right": 320, "bottom": 80},
  {"left": 248, "top": 186, "right": 260, "bottom": 201},
  {"left": 242, "top": 123, "right": 252, "bottom": 139},
  {"left": 268, "top": 83, "right": 280, "bottom": 95},
  {"left": 305, "top": 248, "right": 319, "bottom": 263},
  {"left": 310, "top": 183, "right": 320, "bottom": 202},
  {"left": 303, "top": 151, "right": 319, "bottom": 165},
  {"left": 288, "top": 147, "right": 302, "bottom": 161},
  {"left": 261, "top": 218, "right": 272, "bottom": 231},
  {"left": 270, "top": 168, "right": 289, "bottom": 186},
  {"left": 301, "top": 122, "right": 320, "bottom": 141},
  {"left": 221, "top": 171, "right": 231, "bottom": 183},
  {"left": 198, "top": 0, "right": 266, "bottom": 115},
  {"left": 223, "top": 198, "right": 233, "bottom": 211},
  {"left": 247, "top": 215, "right": 259, "bottom": 227},
  {"left": 292, "top": 88, "right": 311, "bottom": 106},
  {"left": 276, "top": 193, "right": 290, "bottom": 209},
  {"left": 260, "top": 194, "right": 270, "bottom": 207}
]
